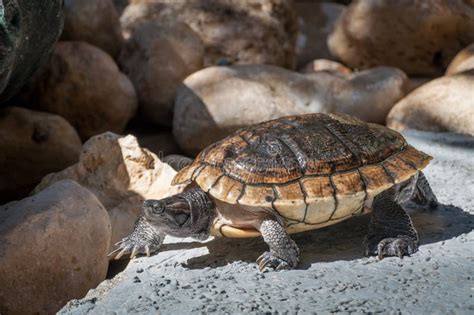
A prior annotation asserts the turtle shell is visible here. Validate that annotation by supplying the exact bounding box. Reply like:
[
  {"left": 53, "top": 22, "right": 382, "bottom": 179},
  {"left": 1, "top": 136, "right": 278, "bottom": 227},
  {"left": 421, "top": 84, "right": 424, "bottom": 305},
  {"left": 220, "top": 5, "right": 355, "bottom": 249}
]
[{"left": 173, "top": 113, "right": 431, "bottom": 233}]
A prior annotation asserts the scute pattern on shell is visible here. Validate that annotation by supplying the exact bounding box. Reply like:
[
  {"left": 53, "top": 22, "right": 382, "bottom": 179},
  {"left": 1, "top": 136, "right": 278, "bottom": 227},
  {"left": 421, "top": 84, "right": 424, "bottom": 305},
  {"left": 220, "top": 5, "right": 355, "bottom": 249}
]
[{"left": 173, "top": 113, "right": 431, "bottom": 227}]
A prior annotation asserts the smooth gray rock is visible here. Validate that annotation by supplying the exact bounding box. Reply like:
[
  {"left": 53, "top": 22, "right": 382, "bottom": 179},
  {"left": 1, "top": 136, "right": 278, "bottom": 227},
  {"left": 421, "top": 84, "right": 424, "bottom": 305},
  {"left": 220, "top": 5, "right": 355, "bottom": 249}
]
[{"left": 60, "top": 131, "right": 474, "bottom": 315}]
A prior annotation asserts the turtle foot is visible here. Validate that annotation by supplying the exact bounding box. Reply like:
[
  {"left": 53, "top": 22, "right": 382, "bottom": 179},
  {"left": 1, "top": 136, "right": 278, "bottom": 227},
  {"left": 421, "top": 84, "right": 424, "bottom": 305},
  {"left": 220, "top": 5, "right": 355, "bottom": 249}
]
[
  {"left": 108, "top": 216, "right": 164, "bottom": 260},
  {"left": 256, "top": 252, "right": 293, "bottom": 271},
  {"left": 366, "top": 235, "right": 418, "bottom": 260}
]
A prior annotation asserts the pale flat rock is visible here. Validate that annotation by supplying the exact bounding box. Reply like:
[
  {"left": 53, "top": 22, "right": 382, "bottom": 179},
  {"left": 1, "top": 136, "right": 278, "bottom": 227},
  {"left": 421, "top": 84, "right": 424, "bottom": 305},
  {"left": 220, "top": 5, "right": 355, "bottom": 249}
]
[
  {"left": 328, "top": 0, "right": 474, "bottom": 76},
  {"left": 446, "top": 43, "right": 474, "bottom": 75},
  {"left": 0, "top": 180, "right": 111, "bottom": 315},
  {"left": 33, "top": 132, "right": 182, "bottom": 252},
  {"left": 121, "top": 0, "right": 298, "bottom": 68},
  {"left": 300, "top": 58, "right": 352, "bottom": 76},
  {"left": 174, "top": 64, "right": 407, "bottom": 154},
  {"left": 0, "top": 106, "right": 81, "bottom": 204},
  {"left": 387, "top": 70, "right": 474, "bottom": 136},
  {"left": 62, "top": 0, "right": 123, "bottom": 58},
  {"left": 59, "top": 131, "right": 474, "bottom": 314}
]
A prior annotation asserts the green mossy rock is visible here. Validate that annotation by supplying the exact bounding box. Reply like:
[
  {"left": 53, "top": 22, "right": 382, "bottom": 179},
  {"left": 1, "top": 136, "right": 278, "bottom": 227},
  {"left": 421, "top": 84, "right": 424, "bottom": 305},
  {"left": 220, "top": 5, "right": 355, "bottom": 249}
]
[{"left": 0, "top": 0, "right": 63, "bottom": 103}]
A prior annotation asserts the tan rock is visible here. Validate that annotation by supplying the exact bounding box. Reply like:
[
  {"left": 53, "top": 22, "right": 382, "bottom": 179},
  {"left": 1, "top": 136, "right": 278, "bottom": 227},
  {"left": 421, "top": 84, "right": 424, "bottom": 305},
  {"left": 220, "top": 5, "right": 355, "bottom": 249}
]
[
  {"left": 387, "top": 70, "right": 474, "bottom": 136},
  {"left": 31, "top": 41, "right": 138, "bottom": 141},
  {"left": 295, "top": 1, "right": 345, "bottom": 69},
  {"left": 119, "top": 22, "right": 204, "bottom": 125},
  {"left": 328, "top": 0, "right": 474, "bottom": 76},
  {"left": 0, "top": 180, "right": 111, "bottom": 315},
  {"left": 309, "top": 66, "right": 408, "bottom": 123},
  {"left": 33, "top": 132, "right": 182, "bottom": 252},
  {"left": 174, "top": 65, "right": 408, "bottom": 154},
  {"left": 301, "top": 59, "right": 352, "bottom": 76},
  {"left": 0, "top": 107, "right": 81, "bottom": 204},
  {"left": 446, "top": 43, "right": 474, "bottom": 75},
  {"left": 62, "top": 0, "right": 123, "bottom": 58},
  {"left": 121, "top": 0, "right": 298, "bottom": 68}
]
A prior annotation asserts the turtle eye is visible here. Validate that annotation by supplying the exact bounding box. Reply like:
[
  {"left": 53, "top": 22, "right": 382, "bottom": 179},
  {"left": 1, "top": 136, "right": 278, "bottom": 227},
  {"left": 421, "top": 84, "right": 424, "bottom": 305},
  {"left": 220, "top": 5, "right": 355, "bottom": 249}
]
[{"left": 152, "top": 202, "right": 165, "bottom": 214}]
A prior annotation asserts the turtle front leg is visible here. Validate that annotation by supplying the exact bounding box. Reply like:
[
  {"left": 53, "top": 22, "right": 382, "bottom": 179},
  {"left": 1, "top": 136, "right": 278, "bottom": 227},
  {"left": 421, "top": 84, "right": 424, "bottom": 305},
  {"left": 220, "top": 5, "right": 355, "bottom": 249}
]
[
  {"left": 109, "top": 215, "right": 165, "bottom": 259},
  {"left": 256, "top": 220, "right": 300, "bottom": 271},
  {"left": 365, "top": 182, "right": 419, "bottom": 260}
]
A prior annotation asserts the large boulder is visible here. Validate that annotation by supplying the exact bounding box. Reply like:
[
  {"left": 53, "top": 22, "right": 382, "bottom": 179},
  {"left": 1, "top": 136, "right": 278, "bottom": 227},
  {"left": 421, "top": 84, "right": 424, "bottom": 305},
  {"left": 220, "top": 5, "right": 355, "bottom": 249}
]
[
  {"left": 62, "top": 0, "right": 123, "bottom": 58},
  {"left": 33, "top": 132, "right": 182, "bottom": 252},
  {"left": 0, "top": 107, "right": 81, "bottom": 204},
  {"left": 328, "top": 0, "right": 474, "bottom": 76},
  {"left": 0, "top": 0, "right": 63, "bottom": 103},
  {"left": 387, "top": 70, "right": 474, "bottom": 136},
  {"left": 295, "top": 1, "right": 345, "bottom": 69},
  {"left": 119, "top": 22, "right": 204, "bottom": 125},
  {"left": 0, "top": 180, "right": 111, "bottom": 315},
  {"left": 121, "top": 0, "right": 298, "bottom": 68},
  {"left": 29, "top": 41, "right": 138, "bottom": 140},
  {"left": 174, "top": 64, "right": 408, "bottom": 154},
  {"left": 446, "top": 43, "right": 474, "bottom": 75}
]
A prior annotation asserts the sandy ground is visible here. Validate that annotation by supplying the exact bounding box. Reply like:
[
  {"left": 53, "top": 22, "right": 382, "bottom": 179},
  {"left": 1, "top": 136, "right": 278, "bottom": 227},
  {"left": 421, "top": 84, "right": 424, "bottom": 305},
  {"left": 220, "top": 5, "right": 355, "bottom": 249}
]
[{"left": 60, "top": 131, "right": 474, "bottom": 314}]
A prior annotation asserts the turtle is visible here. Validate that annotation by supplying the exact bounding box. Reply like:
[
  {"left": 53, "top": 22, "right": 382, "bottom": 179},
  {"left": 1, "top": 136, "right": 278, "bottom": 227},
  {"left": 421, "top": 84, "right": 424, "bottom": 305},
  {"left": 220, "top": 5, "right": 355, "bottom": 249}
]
[{"left": 110, "top": 112, "right": 438, "bottom": 270}]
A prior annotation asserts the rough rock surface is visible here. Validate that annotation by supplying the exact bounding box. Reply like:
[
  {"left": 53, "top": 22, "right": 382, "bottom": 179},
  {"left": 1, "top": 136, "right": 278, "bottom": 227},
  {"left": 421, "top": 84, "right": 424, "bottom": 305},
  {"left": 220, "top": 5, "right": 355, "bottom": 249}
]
[
  {"left": 446, "top": 43, "right": 474, "bottom": 75},
  {"left": 0, "top": 180, "right": 111, "bottom": 315},
  {"left": 174, "top": 64, "right": 407, "bottom": 153},
  {"left": 32, "top": 132, "right": 182, "bottom": 252},
  {"left": 328, "top": 0, "right": 474, "bottom": 76},
  {"left": 119, "top": 22, "right": 204, "bottom": 125},
  {"left": 0, "top": 106, "right": 81, "bottom": 203},
  {"left": 295, "top": 1, "right": 345, "bottom": 69},
  {"left": 30, "top": 41, "right": 137, "bottom": 141},
  {"left": 62, "top": 0, "right": 123, "bottom": 58},
  {"left": 59, "top": 131, "right": 474, "bottom": 314},
  {"left": 121, "top": 0, "right": 298, "bottom": 68},
  {"left": 387, "top": 70, "right": 474, "bottom": 136},
  {"left": 0, "top": 0, "right": 63, "bottom": 103}
]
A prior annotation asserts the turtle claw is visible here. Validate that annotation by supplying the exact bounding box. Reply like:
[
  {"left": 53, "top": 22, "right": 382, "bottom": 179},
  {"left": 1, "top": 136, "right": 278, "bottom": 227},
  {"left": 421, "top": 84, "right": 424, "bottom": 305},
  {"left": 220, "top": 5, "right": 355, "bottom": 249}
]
[
  {"left": 256, "top": 252, "right": 291, "bottom": 271},
  {"left": 376, "top": 236, "right": 417, "bottom": 260},
  {"left": 365, "top": 235, "right": 418, "bottom": 260}
]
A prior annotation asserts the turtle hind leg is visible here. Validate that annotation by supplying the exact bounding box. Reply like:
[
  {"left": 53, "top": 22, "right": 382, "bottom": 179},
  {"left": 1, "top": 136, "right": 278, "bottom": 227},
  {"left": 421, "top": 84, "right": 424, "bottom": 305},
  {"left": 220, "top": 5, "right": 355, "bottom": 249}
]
[
  {"left": 365, "top": 183, "right": 419, "bottom": 259},
  {"left": 256, "top": 219, "right": 300, "bottom": 271},
  {"left": 397, "top": 171, "right": 438, "bottom": 210},
  {"left": 409, "top": 171, "right": 438, "bottom": 209}
]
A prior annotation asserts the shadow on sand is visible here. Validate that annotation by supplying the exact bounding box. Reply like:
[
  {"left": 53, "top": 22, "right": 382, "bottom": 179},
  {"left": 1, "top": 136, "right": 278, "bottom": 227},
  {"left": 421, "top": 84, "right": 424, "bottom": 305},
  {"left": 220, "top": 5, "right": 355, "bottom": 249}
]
[{"left": 179, "top": 203, "right": 473, "bottom": 270}]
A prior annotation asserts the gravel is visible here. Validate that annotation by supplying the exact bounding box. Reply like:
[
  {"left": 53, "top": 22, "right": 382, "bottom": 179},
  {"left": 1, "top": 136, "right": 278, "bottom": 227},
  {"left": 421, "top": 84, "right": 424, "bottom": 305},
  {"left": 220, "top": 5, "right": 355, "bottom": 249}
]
[{"left": 60, "top": 131, "right": 474, "bottom": 315}]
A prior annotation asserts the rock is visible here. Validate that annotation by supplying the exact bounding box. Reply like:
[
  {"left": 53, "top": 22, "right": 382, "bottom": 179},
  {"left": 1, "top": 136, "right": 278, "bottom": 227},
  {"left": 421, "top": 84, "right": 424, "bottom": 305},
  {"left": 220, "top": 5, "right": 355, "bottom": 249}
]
[
  {"left": 136, "top": 132, "right": 181, "bottom": 158},
  {"left": 301, "top": 59, "right": 352, "bottom": 76},
  {"left": 446, "top": 43, "right": 474, "bottom": 75},
  {"left": 32, "top": 132, "right": 182, "bottom": 252},
  {"left": 0, "top": 107, "right": 81, "bottom": 204},
  {"left": 0, "top": 0, "right": 63, "bottom": 103},
  {"left": 328, "top": 0, "right": 474, "bottom": 76},
  {"left": 58, "top": 131, "right": 474, "bottom": 315},
  {"left": 309, "top": 66, "right": 408, "bottom": 123},
  {"left": 295, "top": 1, "right": 345, "bottom": 69},
  {"left": 119, "top": 22, "right": 204, "bottom": 125},
  {"left": 387, "top": 70, "right": 474, "bottom": 136},
  {"left": 0, "top": 180, "right": 111, "bottom": 315},
  {"left": 30, "top": 41, "right": 138, "bottom": 141},
  {"left": 174, "top": 65, "right": 408, "bottom": 154},
  {"left": 121, "top": 0, "right": 298, "bottom": 68},
  {"left": 113, "top": 0, "right": 129, "bottom": 14},
  {"left": 405, "top": 77, "right": 432, "bottom": 93},
  {"left": 162, "top": 155, "right": 193, "bottom": 172},
  {"left": 62, "top": 0, "right": 123, "bottom": 58}
]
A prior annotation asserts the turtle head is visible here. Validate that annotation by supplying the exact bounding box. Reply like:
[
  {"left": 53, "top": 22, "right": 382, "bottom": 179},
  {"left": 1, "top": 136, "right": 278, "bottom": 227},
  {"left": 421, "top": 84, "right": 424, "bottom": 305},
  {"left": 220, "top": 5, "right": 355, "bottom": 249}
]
[{"left": 142, "top": 188, "right": 215, "bottom": 241}]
